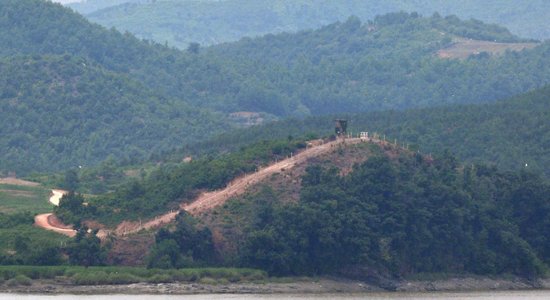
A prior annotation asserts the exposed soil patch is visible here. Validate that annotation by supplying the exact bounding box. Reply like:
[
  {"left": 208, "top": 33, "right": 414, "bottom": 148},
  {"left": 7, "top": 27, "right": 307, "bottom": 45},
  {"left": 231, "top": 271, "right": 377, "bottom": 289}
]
[
  {"left": 201, "top": 140, "right": 377, "bottom": 258},
  {"left": 437, "top": 38, "right": 538, "bottom": 59},
  {"left": 49, "top": 189, "right": 68, "bottom": 206},
  {"left": 0, "top": 177, "right": 40, "bottom": 186},
  {"left": 34, "top": 213, "right": 76, "bottom": 237},
  {"left": 107, "top": 233, "right": 155, "bottom": 266}
]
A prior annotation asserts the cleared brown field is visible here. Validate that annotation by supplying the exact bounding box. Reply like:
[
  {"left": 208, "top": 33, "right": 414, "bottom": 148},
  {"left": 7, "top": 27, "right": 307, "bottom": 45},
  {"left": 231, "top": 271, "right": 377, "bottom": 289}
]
[{"left": 437, "top": 38, "right": 538, "bottom": 59}]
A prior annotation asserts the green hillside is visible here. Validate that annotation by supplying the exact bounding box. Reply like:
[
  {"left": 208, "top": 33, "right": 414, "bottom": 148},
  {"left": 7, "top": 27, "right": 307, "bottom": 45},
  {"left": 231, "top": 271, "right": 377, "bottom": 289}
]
[
  {"left": 3, "top": 1, "right": 549, "bottom": 118},
  {"left": 82, "top": 0, "right": 550, "bottom": 49},
  {"left": 188, "top": 85, "right": 550, "bottom": 176},
  {"left": 2, "top": 1, "right": 550, "bottom": 175},
  {"left": 58, "top": 136, "right": 550, "bottom": 279},
  {"left": 0, "top": 55, "right": 227, "bottom": 175}
]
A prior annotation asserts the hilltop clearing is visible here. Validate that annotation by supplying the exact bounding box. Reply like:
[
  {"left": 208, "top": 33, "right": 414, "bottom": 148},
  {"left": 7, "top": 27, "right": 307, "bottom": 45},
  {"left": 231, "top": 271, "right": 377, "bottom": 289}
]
[{"left": 437, "top": 37, "right": 538, "bottom": 59}]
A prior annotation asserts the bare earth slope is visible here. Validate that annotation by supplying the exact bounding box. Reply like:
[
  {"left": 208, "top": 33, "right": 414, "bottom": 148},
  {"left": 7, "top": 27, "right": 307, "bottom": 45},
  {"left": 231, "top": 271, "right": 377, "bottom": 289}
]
[{"left": 35, "top": 137, "right": 375, "bottom": 237}]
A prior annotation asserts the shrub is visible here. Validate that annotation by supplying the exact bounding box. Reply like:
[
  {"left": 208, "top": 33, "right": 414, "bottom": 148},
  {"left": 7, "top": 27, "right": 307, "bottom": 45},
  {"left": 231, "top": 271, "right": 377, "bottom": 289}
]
[
  {"left": 6, "top": 275, "right": 32, "bottom": 286},
  {"left": 147, "top": 274, "right": 173, "bottom": 283},
  {"left": 198, "top": 277, "right": 217, "bottom": 285},
  {"left": 72, "top": 271, "right": 109, "bottom": 285},
  {"left": 106, "top": 273, "right": 141, "bottom": 285}
]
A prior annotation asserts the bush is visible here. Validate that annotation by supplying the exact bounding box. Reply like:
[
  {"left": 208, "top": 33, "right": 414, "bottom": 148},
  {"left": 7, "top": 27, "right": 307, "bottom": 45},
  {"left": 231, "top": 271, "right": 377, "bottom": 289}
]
[
  {"left": 170, "top": 269, "right": 199, "bottom": 282},
  {"left": 106, "top": 273, "right": 141, "bottom": 285},
  {"left": 6, "top": 275, "right": 32, "bottom": 286},
  {"left": 147, "top": 274, "right": 173, "bottom": 283},
  {"left": 72, "top": 271, "right": 142, "bottom": 285},
  {"left": 198, "top": 277, "right": 217, "bottom": 285},
  {"left": 72, "top": 271, "right": 108, "bottom": 285}
]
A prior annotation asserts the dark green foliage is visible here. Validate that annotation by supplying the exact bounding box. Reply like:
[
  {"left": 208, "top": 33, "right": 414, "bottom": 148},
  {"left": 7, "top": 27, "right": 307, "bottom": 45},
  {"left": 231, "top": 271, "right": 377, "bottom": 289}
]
[
  {"left": 148, "top": 213, "right": 215, "bottom": 269},
  {"left": 205, "top": 14, "right": 549, "bottom": 116},
  {"left": 66, "top": 229, "right": 107, "bottom": 267},
  {"left": 238, "top": 150, "right": 549, "bottom": 278},
  {"left": 0, "top": 265, "right": 267, "bottom": 285},
  {"left": 54, "top": 192, "right": 87, "bottom": 225},
  {"left": 62, "top": 170, "right": 80, "bottom": 192},
  {"left": 0, "top": 55, "right": 227, "bottom": 175},
  {"left": 2, "top": 1, "right": 550, "bottom": 175},
  {"left": 191, "top": 85, "right": 550, "bottom": 177},
  {"left": 0, "top": 212, "right": 66, "bottom": 266}
]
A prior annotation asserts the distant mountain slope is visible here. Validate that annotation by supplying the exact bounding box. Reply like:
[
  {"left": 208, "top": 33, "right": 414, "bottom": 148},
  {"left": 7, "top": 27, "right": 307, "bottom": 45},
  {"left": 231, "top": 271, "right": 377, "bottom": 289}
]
[
  {"left": 4, "top": 1, "right": 550, "bottom": 117},
  {"left": 187, "top": 85, "right": 550, "bottom": 176},
  {"left": 2, "top": 1, "right": 550, "bottom": 174},
  {"left": 82, "top": 0, "right": 549, "bottom": 49},
  {"left": 0, "top": 55, "right": 226, "bottom": 175},
  {"left": 67, "top": 0, "right": 146, "bottom": 15},
  {"left": 203, "top": 14, "right": 550, "bottom": 115}
]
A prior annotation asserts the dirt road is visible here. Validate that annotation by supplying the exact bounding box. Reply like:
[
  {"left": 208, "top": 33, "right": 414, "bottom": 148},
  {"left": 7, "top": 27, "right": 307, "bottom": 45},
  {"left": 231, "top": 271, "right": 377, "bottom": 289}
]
[
  {"left": 37, "top": 138, "right": 368, "bottom": 237},
  {"left": 49, "top": 189, "right": 68, "bottom": 206},
  {"left": 116, "top": 138, "right": 364, "bottom": 236},
  {"left": 34, "top": 213, "right": 76, "bottom": 237},
  {"left": 183, "top": 137, "right": 362, "bottom": 214}
]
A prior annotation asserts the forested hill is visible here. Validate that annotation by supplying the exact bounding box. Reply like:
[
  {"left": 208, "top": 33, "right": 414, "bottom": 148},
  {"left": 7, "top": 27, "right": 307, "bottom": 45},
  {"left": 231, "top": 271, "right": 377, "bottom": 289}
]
[
  {"left": 0, "top": 55, "right": 227, "bottom": 175},
  {"left": 203, "top": 13, "right": 550, "bottom": 115},
  {"left": 79, "top": 0, "right": 550, "bottom": 49},
  {"left": 2, "top": 0, "right": 550, "bottom": 174},
  {"left": 3, "top": 1, "right": 550, "bottom": 118},
  {"left": 189, "top": 85, "right": 550, "bottom": 177}
]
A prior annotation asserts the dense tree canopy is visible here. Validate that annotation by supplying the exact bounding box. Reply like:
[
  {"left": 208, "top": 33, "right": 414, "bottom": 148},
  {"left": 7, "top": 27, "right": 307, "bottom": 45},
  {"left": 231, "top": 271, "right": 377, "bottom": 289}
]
[
  {"left": 234, "top": 149, "right": 550, "bottom": 278},
  {"left": 1, "top": 0, "right": 550, "bottom": 176},
  {"left": 186, "top": 85, "right": 550, "bottom": 177}
]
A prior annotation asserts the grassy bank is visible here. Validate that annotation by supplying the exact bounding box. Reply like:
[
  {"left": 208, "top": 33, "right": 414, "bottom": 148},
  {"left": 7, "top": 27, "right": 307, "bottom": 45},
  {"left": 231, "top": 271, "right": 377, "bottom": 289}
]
[{"left": 0, "top": 266, "right": 267, "bottom": 286}]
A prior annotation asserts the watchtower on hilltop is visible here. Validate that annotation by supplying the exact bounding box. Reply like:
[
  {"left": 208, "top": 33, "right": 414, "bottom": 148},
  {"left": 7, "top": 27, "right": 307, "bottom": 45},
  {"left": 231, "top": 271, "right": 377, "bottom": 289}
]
[{"left": 334, "top": 119, "right": 348, "bottom": 137}]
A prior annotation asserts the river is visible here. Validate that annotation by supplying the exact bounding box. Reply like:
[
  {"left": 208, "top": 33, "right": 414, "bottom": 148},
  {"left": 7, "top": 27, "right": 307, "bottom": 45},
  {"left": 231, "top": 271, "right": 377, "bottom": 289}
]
[{"left": 2, "top": 291, "right": 550, "bottom": 299}]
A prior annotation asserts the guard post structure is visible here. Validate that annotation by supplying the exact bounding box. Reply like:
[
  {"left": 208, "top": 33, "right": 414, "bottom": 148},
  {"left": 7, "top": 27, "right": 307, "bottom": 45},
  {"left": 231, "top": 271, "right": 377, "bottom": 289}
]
[{"left": 334, "top": 119, "right": 348, "bottom": 138}]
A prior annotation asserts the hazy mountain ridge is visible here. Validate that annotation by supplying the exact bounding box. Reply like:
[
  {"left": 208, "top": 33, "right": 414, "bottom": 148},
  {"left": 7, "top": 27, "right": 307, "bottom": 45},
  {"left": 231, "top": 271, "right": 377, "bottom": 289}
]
[{"left": 80, "top": 0, "right": 550, "bottom": 49}]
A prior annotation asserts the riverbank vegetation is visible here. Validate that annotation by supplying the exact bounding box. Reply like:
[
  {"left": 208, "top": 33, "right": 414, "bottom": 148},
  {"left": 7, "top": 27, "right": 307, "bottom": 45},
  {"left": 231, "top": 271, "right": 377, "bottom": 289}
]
[{"left": 0, "top": 265, "right": 266, "bottom": 286}]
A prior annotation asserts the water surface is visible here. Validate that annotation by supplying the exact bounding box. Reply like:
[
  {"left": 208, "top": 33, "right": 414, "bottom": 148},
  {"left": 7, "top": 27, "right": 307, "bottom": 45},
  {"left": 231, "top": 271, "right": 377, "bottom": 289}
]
[{"left": 2, "top": 291, "right": 550, "bottom": 299}]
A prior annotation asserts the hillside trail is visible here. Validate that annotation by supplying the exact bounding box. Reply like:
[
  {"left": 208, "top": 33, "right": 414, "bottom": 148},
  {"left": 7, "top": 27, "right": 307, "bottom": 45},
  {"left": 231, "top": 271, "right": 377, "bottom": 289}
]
[
  {"left": 35, "top": 137, "right": 372, "bottom": 237},
  {"left": 34, "top": 213, "right": 76, "bottom": 237},
  {"left": 33, "top": 189, "right": 74, "bottom": 237},
  {"left": 49, "top": 189, "right": 68, "bottom": 206},
  {"left": 114, "top": 137, "right": 365, "bottom": 236}
]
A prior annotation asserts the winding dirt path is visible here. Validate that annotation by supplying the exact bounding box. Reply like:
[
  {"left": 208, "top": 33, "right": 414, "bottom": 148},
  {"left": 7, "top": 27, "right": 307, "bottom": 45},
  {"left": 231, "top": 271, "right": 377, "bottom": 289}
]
[
  {"left": 49, "top": 189, "right": 68, "bottom": 206},
  {"left": 34, "top": 213, "right": 76, "bottom": 237},
  {"left": 36, "top": 138, "right": 370, "bottom": 237},
  {"left": 115, "top": 138, "right": 364, "bottom": 236}
]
